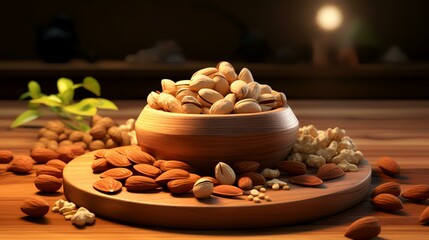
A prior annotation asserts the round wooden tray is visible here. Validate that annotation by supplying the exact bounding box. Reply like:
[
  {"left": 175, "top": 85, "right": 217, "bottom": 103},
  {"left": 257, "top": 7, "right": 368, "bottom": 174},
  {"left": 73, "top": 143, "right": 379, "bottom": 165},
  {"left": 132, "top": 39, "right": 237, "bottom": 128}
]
[{"left": 63, "top": 152, "right": 371, "bottom": 230}]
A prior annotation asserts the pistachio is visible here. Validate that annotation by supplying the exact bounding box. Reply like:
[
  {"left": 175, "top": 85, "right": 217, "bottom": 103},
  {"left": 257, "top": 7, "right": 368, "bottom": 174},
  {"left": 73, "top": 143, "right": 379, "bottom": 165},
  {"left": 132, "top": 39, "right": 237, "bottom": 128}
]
[
  {"left": 163, "top": 96, "right": 182, "bottom": 113},
  {"left": 246, "top": 82, "right": 261, "bottom": 100},
  {"left": 260, "top": 84, "right": 272, "bottom": 94},
  {"left": 175, "top": 80, "right": 191, "bottom": 89},
  {"left": 197, "top": 88, "right": 224, "bottom": 108},
  {"left": 176, "top": 88, "right": 198, "bottom": 102},
  {"left": 189, "top": 75, "right": 215, "bottom": 92},
  {"left": 233, "top": 99, "right": 262, "bottom": 114},
  {"left": 215, "top": 162, "right": 236, "bottom": 185},
  {"left": 209, "top": 99, "right": 234, "bottom": 114},
  {"left": 193, "top": 178, "right": 214, "bottom": 199},
  {"left": 258, "top": 93, "right": 277, "bottom": 109},
  {"left": 192, "top": 67, "right": 218, "bottom": 78},
  {"left": 181, "top": 96, "right": 202, "bottom": 114},
  {"left": 202, "top": 107, "right": 210, "bottom": 114},
  {"left": 224, "top": 93, "right": 237, "bottom": 104},
  {"left": 273, "top": 91, "right": 287, "bottom": 107},
  {"left": 238, "top": 68, "right": 254, "bottom": 83},
  {"left": 161, "top": 79, "right": 176, "bottom": 95},
  {"left": 157, "top": 92, "right": 172, "bottom": 109},
  {"left": 216, "top": 61, "right": 237, "bottom": 83},
  {"left": 230, "top": 80, "right": 249, "bottom": 100},
  {"left": 212, "top": 73, "right": 230, "bottom": 96}
]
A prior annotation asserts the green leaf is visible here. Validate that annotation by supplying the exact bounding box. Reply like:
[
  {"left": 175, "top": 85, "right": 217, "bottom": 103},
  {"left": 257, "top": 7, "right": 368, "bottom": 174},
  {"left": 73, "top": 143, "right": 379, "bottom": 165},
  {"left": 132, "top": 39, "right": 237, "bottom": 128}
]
[
  {"left": 10, "top": 109, "right": 40, "bottom": 128},
  {"left": 60, "top": 89, "right": 74, "bottom": 105},
  {"left": 19, "top": 91, "right": 31, "bottom": 100},
  {"left": 30, "top": 95, "right": 62, "bottom": 107},
  {"left": 28, "top": 81, "right": 42, "bottom": 99},
  {"left": 80, "top": 98, "right": 118, "bottom": 110},
  {"left": 57, "top": 78, "right": 74, "bottom": 94},
  {"left": 63, "top": 103, "right": 97, "bottom": 116},
  {"left": 83, "top": 77, "right": 100, "bottom": 96}
]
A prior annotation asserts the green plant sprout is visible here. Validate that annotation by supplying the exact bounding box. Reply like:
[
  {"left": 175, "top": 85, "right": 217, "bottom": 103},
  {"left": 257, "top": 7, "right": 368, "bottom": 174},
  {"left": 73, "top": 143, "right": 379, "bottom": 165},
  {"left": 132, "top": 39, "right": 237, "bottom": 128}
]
[{"left": 11, "top": 77, "right": 118, "bottom": 132}]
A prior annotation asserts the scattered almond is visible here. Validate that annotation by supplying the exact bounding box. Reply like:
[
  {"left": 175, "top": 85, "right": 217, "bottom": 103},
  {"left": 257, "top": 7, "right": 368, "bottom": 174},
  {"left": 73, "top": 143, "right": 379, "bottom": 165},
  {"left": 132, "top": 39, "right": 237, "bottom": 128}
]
[
  {"left": 20, "top": 196, "right": 50, "bottom": 217},
  {"left": 167, "top": 178, "right": 195, "bottom": 194},
  {"left": 0, "top": 150, "right": 13, "bottom": 163},
  {"left": 289, "top": 175, "right": 323, "bottom": 187},
  {"left": 104, "top": 149, "right": 131, "bottom": 167},
  {"left": 30, "top": 148, "right": 59, "bottom": 164},
  {"left": 94, "top": 149, "right": 108, "bottom": 158},
  {"left": 371, "top": 193, "right": 403, "bottom": 211},
  {"left": 93, "top": 177, "right": 123, "bottom": 193},
  {"left": 125, "top": 176, "right": 159, "bottom": 192},
  {"left": 370, "top": 182, "right": 401, "bottom": 198},
  {"left": 275, "top": 161, "right": 307, "bottom": 175},
  {"left": 46, "top": 159, "right": 67, "bottom": 171},
  {"left": 401, "top": 184, "right": 429, "bottom": 202},
  {"left": 100, "top": 168, "right": 133, "bottom": 180},
  {"left": 155, "top": 169, "right": 190, "bottom": 185},
  {"left": 237, "top": 176, "right": 253, "bottom": 190},
  {"left": 189, "top": 173, "right": 201, "bottom": 182},
  {"left": 34, "top": 174, "right": 63, "bottom": 193},
  {"left": 344, "top": 216, "right": 381, "bottom": 240},
  {"left": 153, "top": 160, "right": 166, "bottom": 168},
  {"left": 56, "top": 146, "right": 75, "bottom": 163},
  {"left": 377, "top": 156, "right": 400, "bottom": 176},
  {"left": 202, "top": 176, "right": 219, "bottom": 185},
  {"left": 126, "top": 149, "right": 155, "bottom": 164},
  {"left": 419, "top": 206, "right": 429, "bottom": 224},
  {"left": 7, "top": 155, "right": 34, "bottom": 174},
  {"left": 238, "top": 172, "right": 266, "bottom": 186},
  {"left": 212, "top": 185, "right": 243, "bottom": 197},
  {"left": 160, "top": 160, "right": 195, "bottom": 172},
  {"left": 133, "top": 164, "right": 162, "bottom": 178},
  {"left": 317, "top": 163, "right": 345, "bottom": 180},
  {"left": 91, "top": 158, "right": 112, "bottom": 173},
  {"left": 36, "top": 165, "right": 63, "bottom": 178}
]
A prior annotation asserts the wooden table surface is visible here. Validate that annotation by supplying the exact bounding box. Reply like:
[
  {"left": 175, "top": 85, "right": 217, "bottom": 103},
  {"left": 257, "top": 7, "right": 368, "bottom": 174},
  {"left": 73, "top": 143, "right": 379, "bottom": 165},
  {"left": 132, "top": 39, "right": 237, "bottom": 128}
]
[{"left": 1, "top": 100, "right": 429, "bottom": 240}]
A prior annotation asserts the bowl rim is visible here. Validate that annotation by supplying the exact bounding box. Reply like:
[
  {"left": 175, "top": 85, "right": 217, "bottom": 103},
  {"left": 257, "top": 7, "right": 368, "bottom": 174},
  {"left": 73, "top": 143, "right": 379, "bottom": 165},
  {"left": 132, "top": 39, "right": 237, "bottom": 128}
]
[{"left": 142, "top": 104, "right": 291, "bottom": 119}]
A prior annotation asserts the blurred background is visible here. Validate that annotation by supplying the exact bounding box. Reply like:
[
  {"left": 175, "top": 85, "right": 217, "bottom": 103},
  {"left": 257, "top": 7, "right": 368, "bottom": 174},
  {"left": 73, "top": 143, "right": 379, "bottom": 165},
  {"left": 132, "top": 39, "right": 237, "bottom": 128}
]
[{"left": 0, "top": 0, "right": 428, "bottom": 99}]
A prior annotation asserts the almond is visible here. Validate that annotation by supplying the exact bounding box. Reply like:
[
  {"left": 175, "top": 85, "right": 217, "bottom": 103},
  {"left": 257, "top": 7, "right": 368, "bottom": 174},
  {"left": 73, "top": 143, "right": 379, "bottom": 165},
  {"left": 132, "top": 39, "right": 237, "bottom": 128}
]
[
  {"left": 377, "top": 156, "right": 400, "bottom": 176},
  {"left": 160, "top": 160, "right": 195, "bottom": 172},
  {"left": 7, "top": 155, "right": 34, "bottom": 174},
  {"left": 67, "top": 144, "right": 86, "bottom": 156},
  {"left": 105, "top": 149, "right": 131, "bottom": 167},
  {"left": 93, "top": 177, "right": 123, "bottom": 193},
  {"left": 36, "top": 166, "right": 63, "bottom": 178},
  {"left": 89, "top": 124, "right": 107, "bottom": 139},
  {"left": 125, "top": 176, "right": 159, "bottom": 192},
  {"left": 89, "top": 140, "right": 105, "bottom": 151},
  {"left": 91, "top": 158, "right": 112, "bottom": 173},
  {"left": 46, "top": 159, "right": 67, "bottom": 171},
  {"left": 344, "top": 216, "right": 381, "bottom": 240},
  {"left": 126, "top": 149, "right": 155, "bottom": 164},
  {"left": 30, "top": 147, "right": 59, "bottom": 164},
  {"left": 237, "top": 176, "right": 253, "bottom": 190},
  {"left": 20, "top": 196, "right": 50, "bottom": 217},
  {"left": 275, "top": 161, "right": 307, "bottom": 175},
  {"left": 289, "top": 175, "right": 323, "bottom": 187},
  {"left": 56, "top": 146, "right": 74, "bottom": 163},
  {"left": 0, "top": 150, "right": 13, "bottom": 163},
  {"left": 133, "top": 164, "right": 162, "bottom": 178},
  {"left": 401, "top": 184, "right": 429, "bottom": 202},
  {"left": 116, "top": 145, "right": 140, "bottom": 155},
  {"left": 34, "top": 174, "right": 63, "bottom": 193},
  {"left": 371, "top": 193, "right": 403, "bottom": 211},
  {"left": 100, "top": 168, "right": 133, "bottom": 180},
  {"left": 419, "top": 206, "right": 429, "bottom": 224},
  {"left": 238, "top": 172, "right": 266, "bottom": 186},
  {"left": 317, "top": 163, "right": 345, "bottom": 180},
  {"left": 167, "top": 178, "right": 195, "bottom": 194},
  {"left": 155, "top": 169, "right": 190, "bottom": 185},
  {"left": 370, "top": 182, "right": 401, "bottom": 198},
  {"left": 232, "top": 161, "right": 260, "bottom": 174},
  {"left": 94, "top": 149, "right": 108, "bottom": 158},
  {"left": 212, "top": 185, "right": 243, "bottom": 197},
  {"left": 189, "top": 173, "right": 202, "bottom": 182},
  {"left": 153, "top": 160, "right": 166, "bottom": 168}
]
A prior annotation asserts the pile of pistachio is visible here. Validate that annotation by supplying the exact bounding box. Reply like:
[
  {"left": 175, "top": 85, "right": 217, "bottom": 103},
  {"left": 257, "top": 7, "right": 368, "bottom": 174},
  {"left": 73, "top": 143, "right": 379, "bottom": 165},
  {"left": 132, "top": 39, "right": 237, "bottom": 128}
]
[{"left": 147, "top": 62, "right": 287, "bottom": 114}]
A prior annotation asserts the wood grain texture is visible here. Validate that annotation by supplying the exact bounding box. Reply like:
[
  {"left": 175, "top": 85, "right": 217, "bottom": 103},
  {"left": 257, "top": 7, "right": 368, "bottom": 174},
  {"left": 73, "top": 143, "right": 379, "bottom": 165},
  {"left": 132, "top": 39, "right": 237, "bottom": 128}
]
[
  {"left": 1, "top": 100, "right": 429, "bottom": 239},
  {"left": 63, "top": 152, "right": 370, "bottom": 229},
  {"left": 136, "top": 105, "right": 299, "bottom": 173}
]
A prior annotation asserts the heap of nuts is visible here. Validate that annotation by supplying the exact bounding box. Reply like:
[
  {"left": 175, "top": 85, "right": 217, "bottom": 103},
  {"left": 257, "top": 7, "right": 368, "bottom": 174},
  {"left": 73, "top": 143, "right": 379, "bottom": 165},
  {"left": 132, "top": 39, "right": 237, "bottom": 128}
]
[
  {"left": 288, "top": 125, "right": 364, "bottom": 171},
  {"left": 33, "top": 116, "right": 137, "bottom": 152},
  {"left": 147, "top": 61, "right": 287, "bottom": 114},
  {"left": 90, "top": 145, "right": 352, "bottom": 204}
]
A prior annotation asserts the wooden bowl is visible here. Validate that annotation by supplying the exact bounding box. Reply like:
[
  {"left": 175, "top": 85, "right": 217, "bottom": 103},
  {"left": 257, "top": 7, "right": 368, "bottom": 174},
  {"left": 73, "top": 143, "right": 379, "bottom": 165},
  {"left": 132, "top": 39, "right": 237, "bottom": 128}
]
[{"left": 135, "top": 105, "right": 299, "bottom": 173}]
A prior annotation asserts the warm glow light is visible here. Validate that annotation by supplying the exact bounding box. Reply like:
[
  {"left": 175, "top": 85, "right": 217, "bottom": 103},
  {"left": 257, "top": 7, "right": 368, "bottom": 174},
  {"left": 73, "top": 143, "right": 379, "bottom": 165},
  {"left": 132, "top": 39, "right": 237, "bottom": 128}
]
[{"left": 316, "top": 5, "right": 343, "bottom": 31}]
